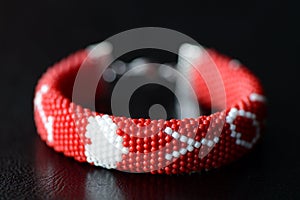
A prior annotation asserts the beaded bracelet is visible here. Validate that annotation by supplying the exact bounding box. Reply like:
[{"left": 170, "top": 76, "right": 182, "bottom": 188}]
[{"left": 34, "top": 43, "right": 266, "bottom": 174}]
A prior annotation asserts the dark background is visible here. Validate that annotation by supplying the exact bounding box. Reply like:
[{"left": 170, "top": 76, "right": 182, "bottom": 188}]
[{"left": 0, "top": 0, "right": 297, "bottom": 199}]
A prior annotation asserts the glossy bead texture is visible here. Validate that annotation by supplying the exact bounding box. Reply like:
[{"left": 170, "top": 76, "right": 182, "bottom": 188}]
[{"left": 34, "top": 49, "right": 266, "bottom": 174}]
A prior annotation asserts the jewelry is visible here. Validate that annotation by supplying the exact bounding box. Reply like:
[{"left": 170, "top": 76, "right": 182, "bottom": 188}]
[{"left": 34, "top": 43, "right": 266, "bottom": 174}]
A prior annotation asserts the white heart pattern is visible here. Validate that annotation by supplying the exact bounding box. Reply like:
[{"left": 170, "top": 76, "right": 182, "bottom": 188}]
[{"left": 84, "top": 115, "right": 129, "bottom": 169}]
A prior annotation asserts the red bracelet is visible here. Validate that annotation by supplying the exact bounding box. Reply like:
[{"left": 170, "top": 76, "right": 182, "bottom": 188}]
[{"left": 34, "top": 44, "right": 266, "bottom": 174}]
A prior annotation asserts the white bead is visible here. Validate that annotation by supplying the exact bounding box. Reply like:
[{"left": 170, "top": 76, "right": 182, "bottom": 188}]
[
  {"left": 228, "top": 108, "right": 238, "bottom": 118},
  {"left": 103, "top": 126, "right": 109, "bottom": 133},
  {"left": 87, "top": 156, "right": 93, "bottom": 163},
  {"left": 238, "top": 110, "right": 245, "bottom": 116},
  {"left": 236, "top": 133, "right": 241, "bottom": 138},
  {"left": 110, "top": 123, "right": 118, "bottom": 130},
  {"left": 97, "top": 119, "right": 105, "bottom": 126},
  {"left": 93, "top": 160, "right": 99, "bottom": 166},
  {"left": 187, "top": 138, "right": 194, "bottom": 145},
  {"left": 165, "top": 154, "right": 172, "bottom": 160},
  {"left": 179, "top": 148, "right": 187, "bottom": 155},
  {"left": 102, "top": 114, "right": 110, "bottom": 119},
  {"left": 230, "top": 131, "right": 236, "bottom": 137},
  {"left": 41, "top": 85, "right": 49, "bottom": 93},
  {"left": 194, "top": 141, "right": 201, "bottom": 148},
  {"left": 116, "top": 155, "right": 122, "bottom": 162},
  {"left": 249, "top": 93, "right": 266, "bottom": 102},
  {"left": 115, "top": 136, "right": 123, "bottom": 143},
  {"left": 115, "top": 142, "right": 123, "bottom": 149},
  {"left": 226, "top": 116, "right": 234, "bottom": 123},
  {"left": 207, "top": 140, "right": 214, "bottom": 147},
  {"left": 122, "top": 147, "right": 129, "bottom": 154},
  {"left": 230, "top": 124, "right": 236, "bottom": 131},
  {"left": 172, "top": 131, "right": 180, "bottom": 139},
  {"left": 236, "top": 139, "right": 241, "bottom": 145},
  {"left": 187, "top": 145, "right": 194, "bottom": 152},
  {"left": 180, "top": 135, "right": 188, "bottom": 143},
  {"left": 108, "top": 138, "right": 114, "bottom": 144},
  {"left": 105, "top": 117, "right": 113, "bottom": 124},
  {"left": 245, "top": 112, "right": 252, "bottom": 118},
  {"left": 46, "top": 116, "right": 54, "bottom": 142},
  {"left": 213, "top": 137, "right": 219, "bottom": 143},
  {"left": 228, "top": 112, "right": 236, "bottom": 118},
  {"left": 95, "top": 115, "right": 101, "bottom": 121},
  {"left": 201, "top": 138, "right": 207, "bottom": 145},
  {"left": 172, "top": 151, "right": 180, "bottom": 158},
  {"left": 164, "top": 127, "right": 173, "bottom": 135},
  {"left": 230, "top": 107, "right": 238, "bottom": 114},
  {"left": 88, "top": 116, "right": 95, "bottom": 123},
  {"left": 85, "top": 150, "right": 90, "bottom": 156}
]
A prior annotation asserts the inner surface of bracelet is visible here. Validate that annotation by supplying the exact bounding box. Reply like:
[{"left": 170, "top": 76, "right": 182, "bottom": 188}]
[
  {"left": 95, "top": 58, "right": 209, "bottom": 120},
  {"left": 60, "top": 44, "right": 228, "bottom": 120}
]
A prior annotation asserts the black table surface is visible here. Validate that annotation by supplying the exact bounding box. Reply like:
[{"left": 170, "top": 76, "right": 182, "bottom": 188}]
[{"left": 0, "top": 0, "right": 298, "bottom": 199}]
